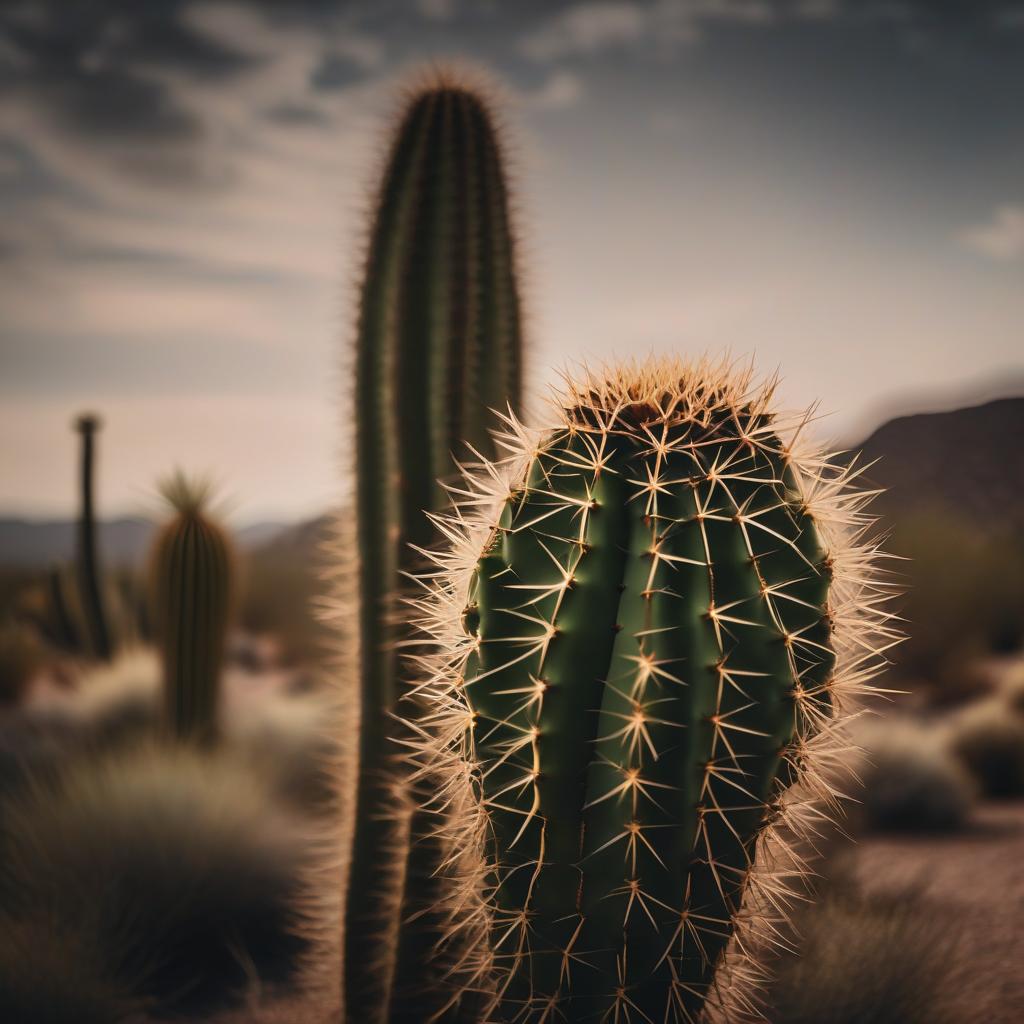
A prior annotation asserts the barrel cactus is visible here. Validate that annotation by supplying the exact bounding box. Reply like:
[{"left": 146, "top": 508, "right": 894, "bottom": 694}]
[
  {"left": 341, "top": 69, "right": 524, "bottom": 1021},
  {"left": 150, "top": 473, "right": 234, "bottom": 744},
  {"left": 411, "top": 358, "right": 895, "bottom": 1022}
]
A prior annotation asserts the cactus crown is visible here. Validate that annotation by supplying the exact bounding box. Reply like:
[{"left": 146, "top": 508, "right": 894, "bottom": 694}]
[
  {"left": 157, "top": 470, "right": 215, "bottom": 519},
  {"left": 74, "top": 412, "right": 102, "bottom": 435},
  {"left": 408, "top": 356, "right": 898, "bottom": 1022}
]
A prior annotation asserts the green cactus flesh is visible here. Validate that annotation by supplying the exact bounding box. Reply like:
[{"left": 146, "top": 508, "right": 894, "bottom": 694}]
[
  {"left": 151, "top": 476, "right": 233, "bottom": 744},
  {"left": 347, "top": 76, "right": 523, "bottom": 1021},
  {"left": 459, "top": 382, "right": 835, "bottom": 1020}
]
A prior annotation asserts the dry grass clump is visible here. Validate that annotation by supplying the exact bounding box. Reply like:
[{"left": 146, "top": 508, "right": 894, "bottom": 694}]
[
  {"left": 999, "top": 663, "right": 1024, "bottom": 715},
  {"left": 767, "top": 877, "right": 959, "bottom": 1024},
  {"left": 66, "top": 646, "right": 161, "bottom": 748},
  {"left": 0, "top": 919, "right": 145, "bottom": 1023},
  {"left": 0, "top": 621, "right": 46, "bottom": 705},
  {"left": 853, "top": 718, "right": 975, "bottom": 832},
  {"left": 228, "top": 688, "right": 338, "bottom": 816},
  {"left": 950, "top": 699, "right": 1024, "bottom": 797},
  {"left": 0, "top": 742, "right": 315, "bottom": 1018}
]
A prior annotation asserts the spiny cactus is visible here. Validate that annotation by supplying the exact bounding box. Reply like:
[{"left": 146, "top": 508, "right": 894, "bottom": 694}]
[
  {"left": 74, "top": 413, "right": 112, "bottom": 660},
  {"left": 411, "top": 358, "right": 896, "bottom": 1022},
  {"left": 342, "top": 69, "right": 523, "bottom": 1021},
  {"left": 150, "top": 472, "right": 234, "bottom": 743}
]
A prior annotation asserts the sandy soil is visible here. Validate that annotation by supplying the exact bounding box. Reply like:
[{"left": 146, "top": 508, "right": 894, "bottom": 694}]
[{"left": 852, "top": 800, "right": 1024, "bottom": 1024}]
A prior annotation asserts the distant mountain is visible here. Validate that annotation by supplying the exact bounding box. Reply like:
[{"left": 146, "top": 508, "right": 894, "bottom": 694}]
[
  {"left": 257, "top": 397, "right": 1024, "bottom": 565},
  {"left": 3, "top": 397, "right": 1020, "bottom": 570},
  {"left": 255, "top": 514, "right": 335, "bottom": 558},
  {"left": 0, "top": 516, "right": 291, "bottom": 568},
  {"left": 853, "top": 397, "right": 1024, "bottom": 532}
]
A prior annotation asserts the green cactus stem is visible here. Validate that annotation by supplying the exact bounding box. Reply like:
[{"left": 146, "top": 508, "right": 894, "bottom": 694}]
[
  {"left": 344, "top": 71, "right": 524, "bottom": 1022},
  {"left": 412, "top": 358, "right": 895, "bottom": 1022},
  {"left": 74, "top": 413, "right": 112, "bottom": 660},
  {"left": 149, "top": 473, "right": 234, "bottom": 744}
]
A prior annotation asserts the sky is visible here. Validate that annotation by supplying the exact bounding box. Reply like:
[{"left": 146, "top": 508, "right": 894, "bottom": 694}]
[{"left": 1, "top": 0, "right": 1022, "bottom": 524}]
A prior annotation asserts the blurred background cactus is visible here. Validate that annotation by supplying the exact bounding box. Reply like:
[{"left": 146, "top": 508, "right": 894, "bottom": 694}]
[
  {"left": 150, "top": 472, "right": 234, "bottom": 744},
  {"left": 341, "top": 71, "right": 524, "bottom": 1022},
  {"left": 73, "top": 414, "right": 113, "bottom": 661}
]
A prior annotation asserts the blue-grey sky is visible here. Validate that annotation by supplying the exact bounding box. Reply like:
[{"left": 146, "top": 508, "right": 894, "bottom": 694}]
[{"left": 2, "top": 0, "right": 1023, "bottom": 523}]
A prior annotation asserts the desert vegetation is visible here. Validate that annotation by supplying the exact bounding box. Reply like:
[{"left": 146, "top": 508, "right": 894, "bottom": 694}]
[{"left": 0, "top": 66, "right": 1022, "bottom": 1024}]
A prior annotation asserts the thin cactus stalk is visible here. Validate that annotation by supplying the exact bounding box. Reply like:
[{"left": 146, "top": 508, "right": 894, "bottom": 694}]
[
  {"left": 342, "top": 69, "right": 523, "bottom": 1022},
  {"left": 149, "top": 473, "right": 234, "bottom": 744},
  {"left": 74, "top": 413, "right": 112, "bottom": 660},
  {"left": 45, "top": 564, "right": 83, "bottom": 653},
  {"left": 409, "top": 358, "right": 897, "bottom": 1022}
]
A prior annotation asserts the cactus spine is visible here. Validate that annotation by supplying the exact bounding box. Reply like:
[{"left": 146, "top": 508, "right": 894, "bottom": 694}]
[
  {"left": 150, "top": 473, "right": 234, "bottom": 744},
  {"left": 413, "top": 358, "right": 895, "bottom": 1022},
  {"left": 344, "top": 72, "right": 523, "bottom": 1021},
  {"left": 74, "top": 414, "right": 112, "bottom": 660}
]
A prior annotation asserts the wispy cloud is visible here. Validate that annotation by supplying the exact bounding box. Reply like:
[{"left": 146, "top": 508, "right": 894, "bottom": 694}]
[
  {"left": 416, "top": 0, "right": 458, "bottom": 21},
  {"left": 525, "top": 70, "right": 586, "bottom": 110},
  {"left": 521, "top": 3, "right": 649, "bottom": 61},
  {"left": 960, "top": 204, "right": 1024, "bottom": 262},
  {"left": 520, "top": 0, "right": 778, "bottom": 61}
]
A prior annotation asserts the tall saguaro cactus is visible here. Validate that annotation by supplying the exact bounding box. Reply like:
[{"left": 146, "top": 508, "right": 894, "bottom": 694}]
[
  {"left": 412, "top": 359, "right": 895, "bottom": 1022},
  {"left": 344, "top": 72, "right": 524, "bottom": 1021},
  {"left": 74, "top": 413, "right": 112, "bottom": 661},
  {"left": 150, "top": 473, "right": 234, "bottom": 744}
]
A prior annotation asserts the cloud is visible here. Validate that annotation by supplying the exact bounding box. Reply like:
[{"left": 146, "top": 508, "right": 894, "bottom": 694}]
[
  {"left": 526, "top": 70, "right": 586, "bottom": 110},
  {"left": 0, "top": 1, "right": 260, "bottom": 148},
  {"left": 262, "top": 100, "right": 330, "bottom": 126},
  {"left": 993, "top": 7, "right": 1024, "bottom": 30},
  {"left": 792, "top": 0, "right": 841, "bottom": 18},
  {"left": 521, "top": 3, "right": 648, "bottom": 60},
  {"left": 520, "top": 1, "right": 781, "bottom": 61},
  {"left": 519, "top": 0, "right": 1008, "bottom": 62},
  {"left": 417, "top": 0, "right": 458, "bottom": 20},
  {"left": 960, "top": 204, "right": 1024, "bottom": 262},
  {"left": 310, "top": 35, "right": 385, "bottom": 91}
]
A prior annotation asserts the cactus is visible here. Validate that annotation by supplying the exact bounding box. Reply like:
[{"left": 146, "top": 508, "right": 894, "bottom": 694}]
[
  {"left": 44, "top": 564, "right": 83, "bottom": 653},
  {"left": 149, "top": 473, "right": 234, "bottom": 744},
  {"left": 74, "top": 413, "right": 112, "bottom": 660},
  {"left": 411, "top": 358, "right": 896, "bottom": 1022},
  {"left": 342, "top": 70, "right": 524, "bottom": 1021}
]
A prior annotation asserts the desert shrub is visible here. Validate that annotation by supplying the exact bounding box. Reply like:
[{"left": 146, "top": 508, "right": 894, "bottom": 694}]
[
  {"left": 0, "top": 743, "right": 315, "bottom": 1017},
  {"left": 950, "top": 700, "right": 1024, "bottom": 797},
  {"left": 853, "top": 719, "right": 974, "bottom": 832},
  {"left": 239, "top": 545, "right": 331, "bottom": 667},
  {"left": 767, "top": 880, "right": 958, "bottom": 1024},
  {"left": 0, "top": 707, "right": 81, "bottom": 812},
  {"left": 0, "top": 621, "right": 46, "bottom": 705},
  {"left": 889, "top": 514, "right": 1024, "bottom": 703},
  {"left": 1000, "top": 665, "right": 1024, "bottom": 715},
  {"left": 0, "top": 919, "right": 144, "bottom": 1024},
  {"left": 229, "top": 689, "right": 338, "bottom": 816},
  {"left": 69, "top": 647, "right": 160, "bottom": 748}
]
